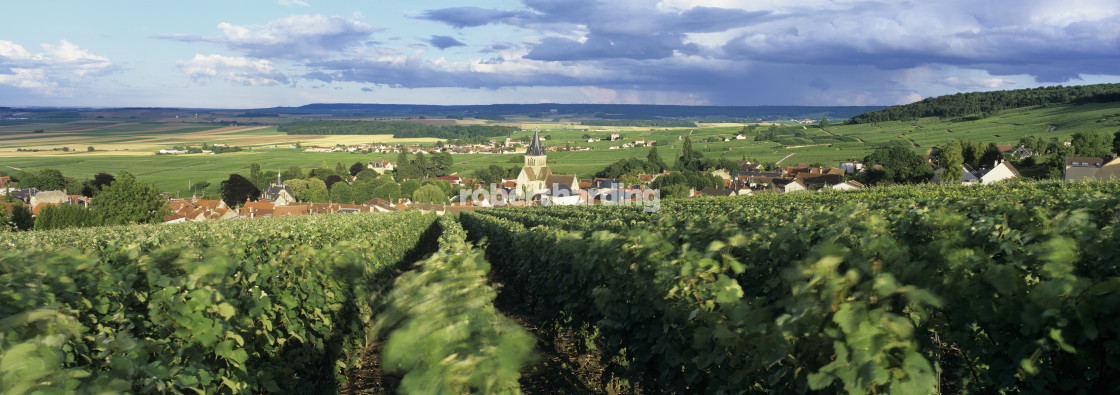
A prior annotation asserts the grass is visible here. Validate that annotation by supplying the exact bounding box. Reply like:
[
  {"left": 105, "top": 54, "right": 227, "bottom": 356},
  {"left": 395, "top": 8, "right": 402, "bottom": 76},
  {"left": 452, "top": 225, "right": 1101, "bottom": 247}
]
[{"left": 2, "top": 102, "right": 1116, "bottom": 194}]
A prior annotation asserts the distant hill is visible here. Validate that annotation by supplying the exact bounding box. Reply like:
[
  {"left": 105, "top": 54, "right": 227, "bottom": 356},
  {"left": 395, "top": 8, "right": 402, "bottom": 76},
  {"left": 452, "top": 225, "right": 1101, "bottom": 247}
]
[
  {"left": 258, "top": 103, "right": 884, "bottom": 122},
  {"left": 849, "top": 83, "right": 1120, "bottom": 124}
]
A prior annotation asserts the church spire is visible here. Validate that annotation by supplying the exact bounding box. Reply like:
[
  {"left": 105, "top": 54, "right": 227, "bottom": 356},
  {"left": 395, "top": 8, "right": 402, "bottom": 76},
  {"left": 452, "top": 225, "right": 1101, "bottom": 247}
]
[{"left": 526, "top": 129, "right": 545, "bottom": 156}]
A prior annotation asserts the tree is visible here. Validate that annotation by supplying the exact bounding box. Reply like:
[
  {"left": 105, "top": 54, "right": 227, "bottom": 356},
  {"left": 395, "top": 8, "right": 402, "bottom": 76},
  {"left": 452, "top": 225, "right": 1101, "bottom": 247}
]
[
  {"left": 662, "top": 184, "right": 691, "bottom": 199},
  {"left": 400, "top": 180, "right": 422, "bottom": 200},
  {"left": 939, "top": 140, "right": 964, "bottom": 183},
  {"left": 1071, "top": 130, "right": 1113, "bottom": 157},
  {"left": 35, "top": 204, "right": 98, "bottom": 230},
  {"left": 296, "top": 178, "right": 328, "bottom": 203},
  {"left": 395, "top": 152, "right": 412, "bottom": 181},
  {"left": 80, "top": 172, "right": 117, "bottom": 198},
  {"left": 1114, "top": 130, "right": 1120, "bottom": 155},
  {"left": 87, "top": 146, "right": 95, "bottom": 152},
  {"left": 8, "top": 204, "right": 34, "bottom": 231},
  {"left": 862, "top": 143, "right": 933, "bottom": 185},
  {"left": 219, "top": 173, "right": 261, "bottom": 208},
  {"left": 680, "top": 136, "right": 695, "bottom": 163},
  {"left": 249, "top": 163, "right": 270, "bottom": 190},
  {"left": 351, "top": 180, "right": 378, "bottom": 204},
  {"left": 90, "top": 172, "right": 116, "bottom": 191},
  {"left": 94, "top": 171, "right": 169, "bottom": 225},
  {"left": 412, "top": 184, "right": 447, "bottom": 204},
  {"left": 27, "top": 169, "right": 68, "bottom": 191},
  {"left": 349, "top": 162, "right": 365, "bottom": 177},
  {"left": 282, "top": 165, "right": 304, "bottom": 181},
  {"left": 286, "top": 179, "right": 309, "bottom": 199},
  {"left": 415, "top": 152, "right": 430, "bottom": 178},
  {"left": 335, "top": 161, "right": 346, "bottom": 174},
  {"left": 330, "top": 182, "right": 353, "bottom": 203},
  {"left": 647, "top": 146, "right": 666, "bottom": 171},
  {"left": 324, "top": 175, "right": 344, "bottom": 190},
  {"left": 978, "top": 143, "right": 1004, "bottom": 168},
  {"left": 820, "top": 117, "right": 830, "bottom": 128},
  {"left": 355, "top": 168, "right": 379, "bottom": 182},
  {"left": 372, "top": 182, "right": 401, "bottom": 203}
]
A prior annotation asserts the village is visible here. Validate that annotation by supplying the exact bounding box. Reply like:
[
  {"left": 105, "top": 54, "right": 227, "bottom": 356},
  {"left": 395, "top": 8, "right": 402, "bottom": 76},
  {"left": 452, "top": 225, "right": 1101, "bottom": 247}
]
[{"left": 4, "top": 128, "right": 1120, "bottom": 228}]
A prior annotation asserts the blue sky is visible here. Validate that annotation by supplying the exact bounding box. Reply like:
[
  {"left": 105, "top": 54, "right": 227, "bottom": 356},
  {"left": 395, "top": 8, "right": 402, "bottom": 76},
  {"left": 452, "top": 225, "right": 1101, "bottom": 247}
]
[{"left": 1, "top": 0, "right": 1119, "bottom": 108}]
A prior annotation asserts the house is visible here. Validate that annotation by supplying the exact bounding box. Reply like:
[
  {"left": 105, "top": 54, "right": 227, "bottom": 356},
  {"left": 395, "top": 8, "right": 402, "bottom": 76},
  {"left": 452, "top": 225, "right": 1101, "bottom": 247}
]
[
  {"left": 974, "top": 160, "right": 1020, "bottom": 184},
  {"left": 779, "top": 179, "right": 808, "bottom": 193},
  {"left": 240, "top": 201, "right": 276, "bottom": 218},
  {"left": 838, "top": 161, "right": 865, "bottom": 174},
  {"left": 932, "top": 164, "right": 981, "bottom": 184},
  {"left": 367, "top": 161, "right": 396, "bottom": 174},
  {"left": 260, "top": 171, "right": 296, "bottom": 206},
  {"left": 545, "top": 174, "right": 580, "bottom": 191},
  {"left": 1064, "top": 156, "right": 1106, "bottom": 181},
  {"left": 0, "top": 176, "right": 10, "bottom": 189},
  {"left": 996, "top": 145, "right": 1015, "bottom": 155},
  {"left": 539, "top": 184, "right": 583, "bottom": 206},
  {"left": 831, "top": 180, "right": 865, "bottom": 191},
  {"left": 710, "top": 169, "right": 731, "bottom": 180},
  {"left": 589, "top": 178, "right": 621, "bottom": 190},
  {"left": 610, "top": 131, "right": 621, "bottom": 141},
  {"left": 30, "top": 190, "right": 70, "bottom": 210},
  {"left": 434, "top": 176, "right": 462, "bottom": 186},
  {"left": 1064, "top": 155, "right": 1120, "bottom": 181},
  {"left": 9, "top": 188, "right": 38, "bottom": 204},
  {"left": 1010, "top": 146, "right": 1034, "bottom": 159}
]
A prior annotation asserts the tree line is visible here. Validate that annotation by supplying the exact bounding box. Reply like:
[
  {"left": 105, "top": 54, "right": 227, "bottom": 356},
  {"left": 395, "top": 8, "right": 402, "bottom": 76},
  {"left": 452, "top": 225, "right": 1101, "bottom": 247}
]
[
  {"left": 278, "top": 120, "right": 518, "bottom": 141},
  {"left": 849, "top": 83, "right": 1120, "bottom": 123},
  {"left": 580, "top": 119, "right": 698, "bottom": 127}
]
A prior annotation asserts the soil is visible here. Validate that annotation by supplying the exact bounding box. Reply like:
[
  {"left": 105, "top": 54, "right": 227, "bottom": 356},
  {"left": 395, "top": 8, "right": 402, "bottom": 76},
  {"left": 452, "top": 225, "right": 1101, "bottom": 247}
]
[{"left": 337, "top": 341, "right": 401, "bottom": 394}]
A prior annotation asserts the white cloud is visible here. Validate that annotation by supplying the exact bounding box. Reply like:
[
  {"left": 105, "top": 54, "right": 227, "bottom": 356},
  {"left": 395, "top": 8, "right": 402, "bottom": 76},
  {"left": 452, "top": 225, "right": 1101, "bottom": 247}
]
[
  {"left": 0, "top": 40, "right": 115, "bottom": 96},
  {"left": 278, "top": 0, "right": 309, "bottom": 6},
  {"left": 177, "top": 54, "right": 289, "bottom": 86},
  {"left": 157, "top": 15, "right": 382, "bottom": 60}
]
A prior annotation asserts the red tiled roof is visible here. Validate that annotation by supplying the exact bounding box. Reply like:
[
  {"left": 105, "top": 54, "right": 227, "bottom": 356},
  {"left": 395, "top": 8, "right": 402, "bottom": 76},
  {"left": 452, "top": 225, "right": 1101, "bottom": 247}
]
[{"left": 31, "top": 203, "right": 59, "bottom": 216}]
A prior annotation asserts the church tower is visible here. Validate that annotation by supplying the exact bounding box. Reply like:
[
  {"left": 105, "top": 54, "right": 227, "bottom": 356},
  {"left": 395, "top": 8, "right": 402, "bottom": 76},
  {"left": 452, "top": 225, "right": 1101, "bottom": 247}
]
[
  {"left": 515, "top": 130, "right": 552, "bottom": 196},
  {"left": 524, "top": 129, "right": 547, "bottom": 168}
]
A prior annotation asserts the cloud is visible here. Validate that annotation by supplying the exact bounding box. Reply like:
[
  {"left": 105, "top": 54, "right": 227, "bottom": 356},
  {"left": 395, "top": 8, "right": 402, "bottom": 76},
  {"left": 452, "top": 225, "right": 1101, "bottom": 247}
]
[
  {"left": 717, "top": 1, "right": 1120, "bottom": 80},
  {"left": 177, "top": 54, "right": 289, "bottom": 86},
  {"left": 429, "top": 35, "right": 466, "bottom": 50},
  {"left": 156, "top": 14, "right": 382, "bottom": 59},
  {"left": 278, "top": 0, "right": 309, "bottom": 6},
  {"left": 416, "top": 7, "right": 532, "bottom": 28},
  {"left": 380, "top": 0, "right": 1119, "bottom": 104},
  {"left": 0, "top": 40, "right": 115, "bottom": 95}
]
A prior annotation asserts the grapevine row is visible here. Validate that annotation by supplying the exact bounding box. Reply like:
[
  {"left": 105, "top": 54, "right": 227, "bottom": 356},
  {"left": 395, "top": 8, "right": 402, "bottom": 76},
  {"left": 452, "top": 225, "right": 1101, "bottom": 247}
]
[
  {"left": 0, "top": 211, "right": 438, "bottom": 393},
  {"left": 373, "top": 215, "right": 535, "bottom": 394},
  {"left": 461, "top": 179, "right": 1120, "bottom": 393}
]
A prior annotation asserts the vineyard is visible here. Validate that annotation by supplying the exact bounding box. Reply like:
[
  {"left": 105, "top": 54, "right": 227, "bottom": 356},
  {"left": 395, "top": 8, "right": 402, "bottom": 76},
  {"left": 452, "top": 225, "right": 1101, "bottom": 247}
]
[
  {"left": 3, "top": 179, "right": 1120, "bottom": 393},
  {"left": 462, "top": 179, "right": 1120, "bottom": 393}
]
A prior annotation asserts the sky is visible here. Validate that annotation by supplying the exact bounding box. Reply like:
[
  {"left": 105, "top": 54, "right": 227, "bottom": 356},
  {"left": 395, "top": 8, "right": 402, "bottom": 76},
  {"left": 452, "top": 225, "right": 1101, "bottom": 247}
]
[{"left": 1, "top": 0, "right": 1119, "bottom": 108}]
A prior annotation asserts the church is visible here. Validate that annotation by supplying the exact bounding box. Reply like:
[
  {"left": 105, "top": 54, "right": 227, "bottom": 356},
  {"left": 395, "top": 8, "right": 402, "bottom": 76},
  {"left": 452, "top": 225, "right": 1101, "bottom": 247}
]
[
  {"left": 260, "top": 171, "right": 297, "bottom": 206},
  {"left": 515, "top": 130, "right": 579, "bottom": 197}
]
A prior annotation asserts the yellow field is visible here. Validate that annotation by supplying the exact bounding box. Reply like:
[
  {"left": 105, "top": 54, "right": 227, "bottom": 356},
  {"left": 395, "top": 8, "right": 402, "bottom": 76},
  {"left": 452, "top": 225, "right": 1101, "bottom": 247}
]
[{"left": 0, "top": 124, "right": 441, "bottom": 158}]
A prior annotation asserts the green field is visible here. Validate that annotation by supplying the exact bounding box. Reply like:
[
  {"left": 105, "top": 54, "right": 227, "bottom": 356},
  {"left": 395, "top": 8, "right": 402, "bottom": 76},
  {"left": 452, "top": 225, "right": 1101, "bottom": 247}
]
[{"left": 2, "top": 102, "right": 1118, "bottom": 194}]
